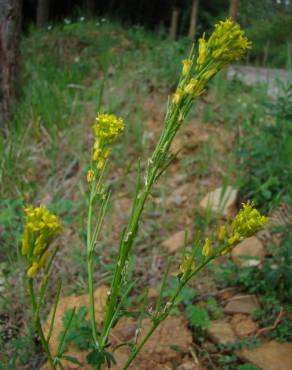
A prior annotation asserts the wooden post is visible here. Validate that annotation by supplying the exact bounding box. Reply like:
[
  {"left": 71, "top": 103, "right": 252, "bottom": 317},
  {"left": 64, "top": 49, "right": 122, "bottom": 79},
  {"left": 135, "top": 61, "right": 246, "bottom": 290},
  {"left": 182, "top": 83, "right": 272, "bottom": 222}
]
[
  {"left": 0, "top": 0, "right": 22, "bottom": 127},
  {"left": 169, "top": 7, "right": 179, "bottom": 40},
  {"left": 188, "top": 0, "right": 199, "bottom": 38},
  {"left": 229, "top": 0, "right": 240, "bottom": 22}
]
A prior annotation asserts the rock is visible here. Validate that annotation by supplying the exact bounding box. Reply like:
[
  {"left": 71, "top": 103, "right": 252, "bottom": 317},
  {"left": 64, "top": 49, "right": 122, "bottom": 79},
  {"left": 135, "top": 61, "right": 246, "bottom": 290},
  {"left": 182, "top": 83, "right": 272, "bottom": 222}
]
[
  {"left": 231, "top": 315, "right": 258, "bottom": 337},
  {"left": 111, "top": 316, "right": 193, "bottom": 369},
  {"left": 224, "top": 295, "right": 260, "bottom": 315},
  {"left": 148, "top": 287, "right": 159, "bottom": 299},
  {"left": 238, "top": 341, "right": 292, "bottom": 370},
  {"left": 43, "top": 285, "right": 108, "bottom": 370},
  {"left": 178, "top": 360, "right": 208, "bottom": 370},
  {"left": 162, "top": 230, "right": 186, "bottom": 253},
  {"left": 230, "top": 313, "right": 247, "bottom": 326},
  {"left": 199, "top": 186, "right": 238, "bottom": 217},
  {"left": 231, "top": 237, "right": 265, "bottom": 267},
  {"left": 166, "top": 184, "right": 190, "bottom": 207},
  {"left": 207, "top": 320, "right": 236, "bottom": 345}
]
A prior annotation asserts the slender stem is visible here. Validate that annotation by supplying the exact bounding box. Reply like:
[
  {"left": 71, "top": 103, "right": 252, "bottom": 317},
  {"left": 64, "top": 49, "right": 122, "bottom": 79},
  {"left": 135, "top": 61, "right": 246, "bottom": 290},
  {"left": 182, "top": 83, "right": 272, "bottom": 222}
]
[
  {"left": 87, "top": 256, "right": 99, "bottom": 348},
  {"left": 87, "top": 184, "right": 100, "bottom": 349},
  {"left": 28, "top": 279, "right": 56, "bottom": 370},
  {"left": 122, "top": 323, "right": 158, "bottom": 370}
]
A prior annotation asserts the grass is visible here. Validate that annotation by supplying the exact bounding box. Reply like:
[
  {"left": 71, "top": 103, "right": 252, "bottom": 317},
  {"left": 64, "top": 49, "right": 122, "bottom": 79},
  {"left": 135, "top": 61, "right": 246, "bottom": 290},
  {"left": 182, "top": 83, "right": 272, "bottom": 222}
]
[{"left": 0, "top": 18, "right": 291, "bottom": 370}]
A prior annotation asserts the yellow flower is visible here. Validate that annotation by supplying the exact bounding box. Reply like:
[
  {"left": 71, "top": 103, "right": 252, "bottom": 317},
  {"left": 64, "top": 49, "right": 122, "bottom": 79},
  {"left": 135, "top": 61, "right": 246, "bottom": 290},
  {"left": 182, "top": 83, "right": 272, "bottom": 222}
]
[
  {"left": 93, "top": 113, "right": 124, "bottom": 144},
  {"left": 27, "top": 262, "right": 39, "bottom": 279},
  {"left": 172, "top": 88, "right": 184, "bottom": 104},
  {"left": 90, "top": 113, "right": 124, "bottom": 172},
  {"left": 179, "top": 256, "right": 196, "bottom": 274},
  {"left": 185, "top": 78, "right": 199, "bottom": 94},
  {"left": 231, "top": 202, "right": 267, "bottom": 237},
  {"left": 21, "top": 206, "right": 62, "bottom": 278},
  {"left": 197, "top": 37, "right": 207, "bottom": 65},
  {"left": 202, "top": 238, "right": 211, "bottom": 257},
  {"left": 87, "top": 169, "right": 95, "bottom": 183},
  {"left": 208, "top": 19, "right": 251, "bottom": 63},
  {"left": 218, "top": 225, "right": 227, "bottom": 241},
  {"left": 227, "top": 232, "right": 240, "bottom": 246},
  {"left": 182, "top": 59, "right": 192, "bottom": 76},
  {"left": 196, "top": 19, "right": 251, "bottom": 72},
  {"left": 96, "top": 158, "right": 105, "bottom": 170},
  {"left": 92, "top": 148, "right": 101, "bottom": 161},
  {"left": 39, "top": 250, "right": 50, "bottom": 268}
]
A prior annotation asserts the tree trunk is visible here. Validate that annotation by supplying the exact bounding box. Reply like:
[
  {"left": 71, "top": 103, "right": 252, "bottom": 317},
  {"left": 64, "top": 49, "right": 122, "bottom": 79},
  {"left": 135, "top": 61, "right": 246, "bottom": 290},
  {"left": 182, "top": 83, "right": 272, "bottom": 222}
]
[
  {"left": 188, "top": 0, "right": 199, "bottom": 38},
  {"left": 0, "top": 0, "right": 22, "bottom": 128},
  {"left": 229, "top": 0, "right": 240, "bottom": 22},
  {"left": 85, "top": 0, "right": 96, "bottom": 16},
  {"left": 169, "top": 7, "right": 179, "bottom": 40},
  {"left": 37, "top": 0, "right": 49, "bottom": 27}
]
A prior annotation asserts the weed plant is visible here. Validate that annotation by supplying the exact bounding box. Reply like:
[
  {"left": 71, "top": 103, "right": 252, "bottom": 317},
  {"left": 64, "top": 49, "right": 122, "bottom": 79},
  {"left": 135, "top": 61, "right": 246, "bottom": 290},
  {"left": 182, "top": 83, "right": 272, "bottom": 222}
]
[
  {"left": 0, "top": 18, "right": 273, "bottom": 370},
  {"left": 11, "top": 19, "right": 269, "bottom": 370}
]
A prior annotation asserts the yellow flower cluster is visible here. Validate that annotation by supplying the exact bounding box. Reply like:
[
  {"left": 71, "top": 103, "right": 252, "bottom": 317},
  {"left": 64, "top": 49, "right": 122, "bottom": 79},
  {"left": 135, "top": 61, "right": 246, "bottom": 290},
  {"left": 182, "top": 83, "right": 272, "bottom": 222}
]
[
  {"left": 231, "top": 202, "right": 267, "bottom": 238},
  {"left": 221, "top": 202, "right": 267, "bottom": 254},
  {"left": 21, "top": 206, "right": 62, "bottom": 278},
  {"left": 173, "top": 19, "right": 250, "bottom": 103},
  {"left": 179, "top": 256, "right": 196, "bottom": 274},
  {"left": 199, "top": 19, "right": 251, "bottom": 67},
  {"left": 202, "top": 238, "right": 211, "bottom": 257},
  {"left": 87, "top": 113, "right": 124, "bottom": 182}
]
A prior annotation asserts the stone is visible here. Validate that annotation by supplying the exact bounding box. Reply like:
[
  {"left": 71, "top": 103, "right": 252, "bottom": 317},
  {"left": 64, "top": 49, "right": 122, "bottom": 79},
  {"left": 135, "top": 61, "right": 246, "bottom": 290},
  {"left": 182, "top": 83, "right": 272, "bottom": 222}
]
[
  {"left": 199, "top": 186, "right": 238, "bottom": 217},
  {"left": 238, "top": 341, "right": 292, "bottom": 370},
  {"left": 166, "top": 184, "right": 190, "bottom": 207},
  {"left": 43, "top": 285, "right": 108, "bottom": 370},
  {"left": 148, "top": 287, "right": 159, "bottom": 299},
  {"left": 207, "top": 320, "right": 236, "bottom": 345},
  {"left": 111, "top": 316, "right": 193, "bottom": 369},
  {"left": 162, "top": 230, "right": 186, "bottom": 253},
  {"left": 224, "top": 295, "right": 260, "bottom": 315},
  {"left": 232, "top": 316, "right": 258, "bottom": 337},
  {"left": 178, "top": 361, "right": 208, "bottom": 370},
  {"left": 231, "top": 236, "right": 265, "bottom": 267}
]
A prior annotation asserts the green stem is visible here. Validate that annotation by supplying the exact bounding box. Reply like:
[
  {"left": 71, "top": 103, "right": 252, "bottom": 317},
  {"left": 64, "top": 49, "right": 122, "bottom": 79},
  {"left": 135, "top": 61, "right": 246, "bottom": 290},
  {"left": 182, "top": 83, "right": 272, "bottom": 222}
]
[
  {"left": 28, "top": 279, "right": 56, "bottom": 370},
  {"left": 87, "top": 184, "right": 100, "bottom": 349},
  {"left": 87, "top": 256, "right": 99, "bottom": 348},
  {"left": 122, "top": 323, "right": 158, "bottom": 370}
]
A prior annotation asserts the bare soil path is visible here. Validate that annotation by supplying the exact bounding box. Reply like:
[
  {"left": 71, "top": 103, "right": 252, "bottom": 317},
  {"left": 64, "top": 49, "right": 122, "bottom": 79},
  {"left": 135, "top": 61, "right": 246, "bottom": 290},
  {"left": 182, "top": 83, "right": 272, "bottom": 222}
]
[{"left": 227, "top": 65, "right": 289, "bottom": 97}]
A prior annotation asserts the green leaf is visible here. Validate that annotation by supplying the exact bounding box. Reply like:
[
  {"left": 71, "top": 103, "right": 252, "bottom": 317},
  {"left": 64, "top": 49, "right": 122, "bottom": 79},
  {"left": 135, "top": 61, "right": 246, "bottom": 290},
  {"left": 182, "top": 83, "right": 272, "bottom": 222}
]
[
  {"left": 185, "top": 305, "right": 210, "bottom": 329},
  {"left": 62, "top": 355, "right": 82, "bottom": 365},
  {"left": 238, "top": 364, "right": 260, "bottom": 370}
]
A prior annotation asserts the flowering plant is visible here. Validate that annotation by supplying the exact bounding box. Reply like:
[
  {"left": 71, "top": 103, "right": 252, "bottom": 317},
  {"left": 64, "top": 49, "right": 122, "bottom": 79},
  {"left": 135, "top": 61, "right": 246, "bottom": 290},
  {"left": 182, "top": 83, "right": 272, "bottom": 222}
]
[{"left": 21, "top": 19, "right": 265, "bottom": 370}]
